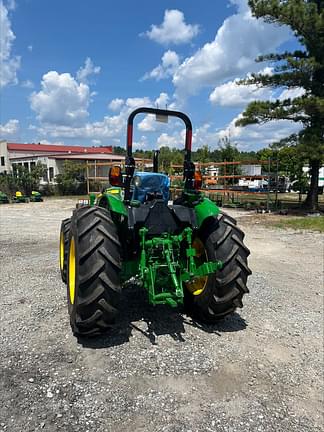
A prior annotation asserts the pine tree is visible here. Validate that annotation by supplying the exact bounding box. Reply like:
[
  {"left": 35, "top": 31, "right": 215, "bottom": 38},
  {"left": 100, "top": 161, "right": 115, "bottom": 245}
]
[{"left": 236, "top": 0, "right": 324, "bottom": 210}]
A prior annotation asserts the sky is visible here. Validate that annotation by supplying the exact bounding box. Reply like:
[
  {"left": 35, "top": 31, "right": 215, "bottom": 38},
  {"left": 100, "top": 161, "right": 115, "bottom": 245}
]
[{"left": 0, "top": 0, "right": 304, "bottom": 151}]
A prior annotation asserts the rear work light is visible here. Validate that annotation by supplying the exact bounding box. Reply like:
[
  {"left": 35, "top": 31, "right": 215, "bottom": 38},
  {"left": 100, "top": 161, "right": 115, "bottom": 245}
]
[
  {"left": 109, "top": 166, "right": 123, "bottom": 187},
  {"left": 194, "top": 170, "right": 203, "bottom": 190}
]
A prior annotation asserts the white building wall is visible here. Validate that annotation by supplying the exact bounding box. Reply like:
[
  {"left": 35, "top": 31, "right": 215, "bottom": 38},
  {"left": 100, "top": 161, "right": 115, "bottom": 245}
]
[
  {"left": 11, "top": 156, "right": 87, "bottom": 184},
  {"left": 10, "top": 156, "right": 57, "bottom": 184},
  {"left": 241, "top": 165, "right": 262, "bottom": 176},
  {"left": 0, "top": 141, "right": 11, "bottom": 173}
]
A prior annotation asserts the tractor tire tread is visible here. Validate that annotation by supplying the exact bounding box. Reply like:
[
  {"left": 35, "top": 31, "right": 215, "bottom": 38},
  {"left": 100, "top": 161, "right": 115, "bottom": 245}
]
[
  {"left": 184, "top": 211, "right": 251, "bottom": 323},
  {"left": 68, "top": 206, "right": 121, "bottom": 336},
  {"left": 60, "top": 218, "right": 71, "bottom": 283}
]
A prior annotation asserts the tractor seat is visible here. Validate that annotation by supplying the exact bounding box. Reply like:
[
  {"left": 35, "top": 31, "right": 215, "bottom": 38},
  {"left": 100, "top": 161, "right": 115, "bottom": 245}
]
[{"left": 132, "top": 172, "right": 170, "bottom": 204}]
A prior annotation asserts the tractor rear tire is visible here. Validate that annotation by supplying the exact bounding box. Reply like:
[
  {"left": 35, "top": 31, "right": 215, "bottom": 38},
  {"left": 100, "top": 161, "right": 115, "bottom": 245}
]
[
  {"left": 67, "top": 206, "right": 122, "bottom": 336},
  {"left": 59, "top": 218, "right": 71, "bottom": 283},
  {"left": 184, "top": 212, "right": 251, "bottom": 323}
]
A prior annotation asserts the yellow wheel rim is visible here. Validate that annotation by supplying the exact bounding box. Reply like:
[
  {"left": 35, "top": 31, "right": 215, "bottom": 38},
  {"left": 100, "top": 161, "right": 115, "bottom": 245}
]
[
  {"left": 59, "top": 231, "right": 64, "bottom": 271},
  {"left": 68, "top": 236, "right": 76, "bottom": 305},
  {"left": 185, "top": 238, "right": 208, "bottom": 296}
]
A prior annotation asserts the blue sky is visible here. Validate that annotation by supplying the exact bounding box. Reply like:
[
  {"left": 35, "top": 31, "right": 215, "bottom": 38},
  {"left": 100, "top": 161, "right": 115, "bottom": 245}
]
[{"left": 0, "top": 0, "right": 303, "bottom": 151}]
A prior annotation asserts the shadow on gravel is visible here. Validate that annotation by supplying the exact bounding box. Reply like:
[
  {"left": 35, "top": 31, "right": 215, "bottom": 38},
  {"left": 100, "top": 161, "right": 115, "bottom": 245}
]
[{"left": 78, "top": 284, "right": 247, "bottom": 349}]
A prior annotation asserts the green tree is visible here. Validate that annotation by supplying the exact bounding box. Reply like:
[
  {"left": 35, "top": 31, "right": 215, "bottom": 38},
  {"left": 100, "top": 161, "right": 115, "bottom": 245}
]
[
  {"left": 257, "top": 144, "right": 307, "bottom": 188},
  {"left": 14, "top": 162, "right": 47, "bottom": 195},
  {"left": 157, "top": 146, "right": 183, "bottom": 173},
  {"left": 193, "top": 145, "right": 211, "bottom": 163},
  {"left": 236, "top": 0, "right": 324, "bottom": 210},
  {"left": 218, "top": 137, "right": 240, "bottom": 162},
  {"left": 0, "top": 162, "right": 46, "bottom": 196},
  {"left": 112, "top": 146, "right": 126, "bottom": 156},
  {"left": 217, "top": 137, "right": 241, "bottom": 185},
  {"left": 0, "top": 172, "right": 18, "bottom": 195},
  {"left": 55, "top": 161, "right": 86, "bottom": 195}
]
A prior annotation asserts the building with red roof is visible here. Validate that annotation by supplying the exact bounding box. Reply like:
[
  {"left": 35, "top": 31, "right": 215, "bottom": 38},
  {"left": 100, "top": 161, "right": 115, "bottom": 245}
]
[
  {"left": 6, "top": 142, "right": 113, "bottom": 155},
  {"left": 0, "top": 140, "right": 122, "bottom": 183}
]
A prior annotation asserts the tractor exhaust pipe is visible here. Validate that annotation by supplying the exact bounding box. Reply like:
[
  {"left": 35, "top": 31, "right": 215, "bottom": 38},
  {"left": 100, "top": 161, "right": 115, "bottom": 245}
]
[{"left": 153, "top": 150, "right": 160, "bottom": 173}]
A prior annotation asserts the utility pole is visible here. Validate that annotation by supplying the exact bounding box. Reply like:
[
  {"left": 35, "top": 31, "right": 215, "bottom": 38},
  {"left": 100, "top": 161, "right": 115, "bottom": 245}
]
[
  {"left": 267, "top": 157, "right": 271, "bottom": 212},
  {"left": 275, "top": 156, "right": 279, "bottom": 209}
]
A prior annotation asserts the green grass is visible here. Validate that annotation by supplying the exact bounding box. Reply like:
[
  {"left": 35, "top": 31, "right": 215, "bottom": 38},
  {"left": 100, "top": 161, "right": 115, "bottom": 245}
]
[{"left": 271, "top": 216, "right": 324, "bottom": 232}]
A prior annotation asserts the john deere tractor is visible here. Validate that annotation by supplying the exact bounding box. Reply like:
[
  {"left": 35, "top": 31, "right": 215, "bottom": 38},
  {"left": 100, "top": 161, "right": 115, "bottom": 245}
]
[{"left": 59, "top": 108, "right": 251, "bottom": 336}]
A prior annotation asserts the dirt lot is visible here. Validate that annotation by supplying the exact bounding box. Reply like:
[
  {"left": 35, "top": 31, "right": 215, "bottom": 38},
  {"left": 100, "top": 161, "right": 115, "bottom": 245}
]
[{"left": 0, "top": 199, "right": 323, "bottom": 432}]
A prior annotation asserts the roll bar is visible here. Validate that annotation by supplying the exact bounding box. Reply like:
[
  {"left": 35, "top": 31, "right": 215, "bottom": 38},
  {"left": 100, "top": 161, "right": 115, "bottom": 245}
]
[
  {"left": 124, "top": 107, "right": 195, "bottom": 202},
  {"left": 126, "top": 107, "right": 192, "bottom": 162}
]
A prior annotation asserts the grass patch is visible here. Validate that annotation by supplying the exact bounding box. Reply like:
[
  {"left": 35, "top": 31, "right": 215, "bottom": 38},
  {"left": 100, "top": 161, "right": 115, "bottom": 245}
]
[{"left": 271, "top": 216, "right": 324, "bottom": 232}]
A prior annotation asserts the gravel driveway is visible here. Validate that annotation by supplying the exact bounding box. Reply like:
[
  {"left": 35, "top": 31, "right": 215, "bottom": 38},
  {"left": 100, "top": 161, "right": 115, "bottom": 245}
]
[{"left": 0, "top": 199, "right": 323, "bottom": 432}]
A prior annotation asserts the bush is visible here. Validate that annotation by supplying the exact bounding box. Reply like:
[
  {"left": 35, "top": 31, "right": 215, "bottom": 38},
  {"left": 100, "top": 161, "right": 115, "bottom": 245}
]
[
  {"left": 0, "top": 173, "right": 19, "bottom": 195},
  {"left": 39, "top": 183, "right": 56, "bottom": 196},
  {"left": 55, "top": 161, "right": 87, "bottom": 195}
]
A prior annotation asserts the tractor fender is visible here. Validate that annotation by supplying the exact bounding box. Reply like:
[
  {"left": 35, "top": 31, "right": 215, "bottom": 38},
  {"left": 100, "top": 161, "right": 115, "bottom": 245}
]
[
  {"left": 98, "top": 189, "right": 128, "bottom": 217},
  {"left": 194, "top": 197, "right": 220, "bottom": 228}
]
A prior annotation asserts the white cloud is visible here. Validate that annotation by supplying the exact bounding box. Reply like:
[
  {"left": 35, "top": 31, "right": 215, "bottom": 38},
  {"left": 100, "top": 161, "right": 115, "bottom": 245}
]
[
  {"left": 156, "top": 128, "right": 187, "bottom": 149},
  {"left": 144, "top": 9, "right": 199, "bottom": 45},
  {"left": 159, "top": 123, "right": 219, "bottom": 151},
  {"left": 125, "top": 97, "right": 151, "bottom": 108},
  {"left": 153, "top": 110, "right": 303, "bottom": 152},
  {"left": 133, "top": 135, "right": 149, "bottom": 150},
  {"left": 5, "top": 0, "right": 16, "bottom": 10},
  {"left": 32, "top": 96, "right": 157, "bottom": 140},
  {"left": 192, "top": 123, "right": 219, "bottom": 149},
  {"left": 27, "top": 44, "right": 33, "bottom": 52},
  {"left": 173, "top": 1, "right": 291, "bottom": 100},
  {"left": 209, "top": 79, "right": 272, "bottom": 107},
  {"left": 209, "top": 66, "right": 305, "bottom": 107},
  {"left": 0, "top": 1, "right": 20, "bottom": 87},
  {"left": 157, "top": 132, "right": 181, "bottom": 149},
  {"left": 209, "top": 70, "right": 305, "bottom": 108},
  {"left": 0, "top": 118, "right": 19, "bottom": 136},
  {"left": 155, "top": 92, "right": 169, "bottom": 108},
  {"left": 31, "top": 92, "right": 183, "bottom": 147},
  {"left": 279, "top": 87, "right": 306, "bottom": 100},
  {"left": 108, "top": 98, "right": 124, "bottom": 111},
  {"left": 228, "top": 0, "right": 250, "bottom": 13},
  {"left": 21, "top": 79, "right": 34, "bottom": 88},
  {"left": 76, "top": 57, "right": 101, "bottom": 83},
  {"left": 91, "top": 139, "right": 101, "bottom": 145},
  {"left": 138, "top": 93, "right": 171, "bottom": 132},
  {"left": 137, "top": 115, "right": 156, "bottom": 132},
  {"left": 142, "top": 50, "right": 180, "bottom": 81},
  {"left": 30, "top": 71, "right": 91, "bottom": 126},
  {"left": 215, "top": 113, "right": 303, "bottom": 150}
]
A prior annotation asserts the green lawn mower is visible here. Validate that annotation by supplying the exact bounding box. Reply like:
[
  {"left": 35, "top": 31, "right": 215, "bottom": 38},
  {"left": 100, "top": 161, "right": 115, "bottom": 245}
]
[
  {"left": 29, "top": 190, "right": 43, "bottom": 202},
  {"left": 12, "top": 191, "right": 29, "bottom": 203},
  {"left": 0, "top": 191, "right": 9, "bottom": 204},
  {"left": 59, "top": 107, "right": 251, "bottom": 337}
]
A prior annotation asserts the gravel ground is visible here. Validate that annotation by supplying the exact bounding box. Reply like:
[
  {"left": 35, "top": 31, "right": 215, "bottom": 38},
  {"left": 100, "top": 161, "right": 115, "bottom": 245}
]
[{"left": 0, "top": 199, "right": 323, "bottom": 432}]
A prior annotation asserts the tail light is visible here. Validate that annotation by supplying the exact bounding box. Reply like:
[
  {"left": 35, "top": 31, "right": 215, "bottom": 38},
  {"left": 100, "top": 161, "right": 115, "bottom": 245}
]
[
  {"left": 109, "top": 166, "right": 123, "bottom": 187},
  {"left": 194, "top": 170, "right": 203, "bottom": 190}
]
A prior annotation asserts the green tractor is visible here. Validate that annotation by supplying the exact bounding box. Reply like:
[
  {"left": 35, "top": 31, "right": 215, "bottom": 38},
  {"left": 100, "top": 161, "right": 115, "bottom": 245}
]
[{"left": 59, "top": 108, "right": 251, "bottom": 337}]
